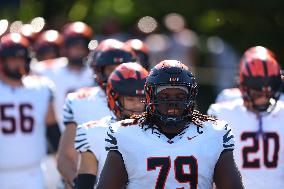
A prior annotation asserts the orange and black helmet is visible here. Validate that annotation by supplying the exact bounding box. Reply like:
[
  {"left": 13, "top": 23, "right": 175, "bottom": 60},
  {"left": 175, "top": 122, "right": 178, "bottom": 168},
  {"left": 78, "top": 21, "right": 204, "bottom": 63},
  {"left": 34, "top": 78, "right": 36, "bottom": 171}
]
[
  {"left": 0, "top": 33, "right": 31, "bottom": 76},
  {"left": 62, "top": 21, "right": 93, "bottom": 47},
  {"left": 125, "top": 39, "right": 150, "bottom": 70},
  {"left": 145, "top": 60, "right": 197, "bottom": 124},
  {"left": 88, "top": 39, "right": 136, "bottom": 89},
  {"left": 239, "top": 46, "right": 282, "bottom": 104},
  {"left": 87, "top": 39, "right": 125, "bottom": 69},
  {"left": 106, "top": 62, "right": 148, "bottom": 118},
  {"left": 0, "top": 33, "right": 31, "bottom": 63},
  {"left": 34, "top": 30, "right": 63, "bottom": 60}
]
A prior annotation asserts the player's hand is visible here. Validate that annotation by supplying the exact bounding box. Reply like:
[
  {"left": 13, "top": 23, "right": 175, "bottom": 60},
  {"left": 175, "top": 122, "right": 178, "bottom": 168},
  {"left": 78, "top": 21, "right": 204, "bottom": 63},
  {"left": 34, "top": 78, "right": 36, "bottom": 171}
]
[{"left": 65, "top": 177, "right": 77, "bottom": 189}]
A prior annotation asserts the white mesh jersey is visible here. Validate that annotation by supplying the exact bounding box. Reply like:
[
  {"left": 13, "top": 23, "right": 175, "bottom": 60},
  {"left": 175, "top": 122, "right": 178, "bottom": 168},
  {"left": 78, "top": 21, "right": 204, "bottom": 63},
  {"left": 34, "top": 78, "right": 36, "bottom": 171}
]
[
  {"left": 62, "top": 86, "right": 112, "bottom": 126},
  {"left": 105, "top": 119, "right": 235, "bottom": 189},
  {"left": 208, "top": 99, "right": 284, "bottom": 189},
  {"left": 0, "top": 75, "right": 54, "bottom": 170},
  {"left": 31, "top": 57, "right": 93, "bottom": 129},
  {"left": 75, "top": 116, "right": 116, "bottom": 183},
  {"left": 215, "top": 87, "right": 284, "bottom": 103}
]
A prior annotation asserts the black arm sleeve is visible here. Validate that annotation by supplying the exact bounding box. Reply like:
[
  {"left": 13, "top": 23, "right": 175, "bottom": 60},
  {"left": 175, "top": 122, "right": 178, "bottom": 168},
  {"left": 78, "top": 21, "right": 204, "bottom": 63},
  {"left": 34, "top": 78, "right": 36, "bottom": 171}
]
[
  {"left": 77, "top": 174, "right": 97, "bottom": 189},
  {"left": 46, "top": 123, "right": 61, "bottom": 152}
]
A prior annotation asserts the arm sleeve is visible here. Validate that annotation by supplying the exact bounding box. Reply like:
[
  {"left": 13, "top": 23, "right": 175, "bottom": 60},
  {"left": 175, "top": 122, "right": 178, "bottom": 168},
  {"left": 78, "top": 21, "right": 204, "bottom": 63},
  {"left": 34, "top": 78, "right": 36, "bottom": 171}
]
[
  {"left": 46, "top": 123, "right": 61, "bottom": 152},
  {"left": 62, "top": 94, "right": 76, "bottom": 125}
]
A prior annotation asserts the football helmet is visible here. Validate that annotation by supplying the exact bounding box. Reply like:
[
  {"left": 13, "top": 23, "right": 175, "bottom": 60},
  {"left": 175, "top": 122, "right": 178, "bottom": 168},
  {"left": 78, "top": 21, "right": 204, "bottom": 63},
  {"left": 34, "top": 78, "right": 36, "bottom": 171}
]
[
  {"left": 88, "top": 39, "right": 136, "bottom": 89},
  {"left": 87, "top": 38, "right": 123, "bottom": 65},
  {"left": 20, "top": 24, "right": 37, "bottom": 45},
  {"left": 125, "top": 39, "right": 150, "bottom": 70},
  {"left": 239, "top": 46, "right": 282, "bottom": 112},
  {"left": 106, "top": 62, "right": 148, "bottom": 119},
  {"left": 62, "top": 21, "right": 93, "bottom": 47},
  {"left": 145, "top": 60, "right": 197, "bottom": 127},
  {"left": 0, "top": 33, "right": 31, "bottom": 78},
  {"left": 34, "top": 30, "right": 63, "bottom": 61}
]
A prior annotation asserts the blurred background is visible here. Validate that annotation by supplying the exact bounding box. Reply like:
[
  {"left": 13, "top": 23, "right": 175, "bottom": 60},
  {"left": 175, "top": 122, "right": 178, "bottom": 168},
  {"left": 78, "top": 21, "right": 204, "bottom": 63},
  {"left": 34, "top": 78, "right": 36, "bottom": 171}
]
[{"left": 1, "top": 0, "right": 283, "bottom": 113}]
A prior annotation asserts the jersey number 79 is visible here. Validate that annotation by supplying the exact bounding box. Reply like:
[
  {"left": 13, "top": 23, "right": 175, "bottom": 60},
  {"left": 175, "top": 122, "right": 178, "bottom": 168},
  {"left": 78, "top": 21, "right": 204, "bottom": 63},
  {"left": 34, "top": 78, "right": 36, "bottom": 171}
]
[{"left": 147, "top": 156, "right": 198, "bottom": 189}]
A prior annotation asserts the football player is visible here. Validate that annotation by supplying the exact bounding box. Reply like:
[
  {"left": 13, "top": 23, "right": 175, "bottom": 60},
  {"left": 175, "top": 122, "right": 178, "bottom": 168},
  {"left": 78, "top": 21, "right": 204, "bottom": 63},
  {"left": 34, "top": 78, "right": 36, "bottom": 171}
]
[
  {"left": 0, "top": 33, "right": 61, "bottom": 189},
  {"left": 57, "top": 39, "right": 136, "bottom": 188},
  {"left": 97, "top": 60, "right": 244, "bottom": 189},
  {"left": 208, "top": 46, "right": 284, "bottom": 188},
  {"left": 215, "top": 46, "right": 284, "bottom": 103},
  {"left": 33, "top": 30, "right": 63, "bottom": 61},
  {"left": 75, "top": 62, "right": 148, "bottom": 189},
  {"left": 31, "top": 22, "right": 94, "bottom": 130},
  {"left": 125, "top": 39, "right": 150, "bottom": 70}
]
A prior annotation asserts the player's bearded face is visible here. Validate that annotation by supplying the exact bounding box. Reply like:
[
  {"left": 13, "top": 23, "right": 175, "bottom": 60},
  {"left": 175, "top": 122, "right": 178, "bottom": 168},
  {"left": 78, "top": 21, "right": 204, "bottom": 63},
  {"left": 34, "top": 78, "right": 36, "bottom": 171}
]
[
  {"left": 119, "top": 96, "right": 145, "bottom": 118},
  {"left": 2, "top": 57, "right": 26, "bottom": 80},
  {"left": 66, "top": 43, "right": 88, "bottom": 66}
]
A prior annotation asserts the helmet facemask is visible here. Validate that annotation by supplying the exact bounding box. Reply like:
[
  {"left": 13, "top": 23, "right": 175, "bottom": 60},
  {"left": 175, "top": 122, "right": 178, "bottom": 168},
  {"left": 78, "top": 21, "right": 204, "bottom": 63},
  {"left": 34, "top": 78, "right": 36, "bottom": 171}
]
[
  {"left": 241, "top": 85, "right": 281, "bottom": 113},
  {"left": 113, "top": 95, "right": 145, "bottom": 120},
  {"left": 146, "top": 84, "right": 196, "bottom": 130}
]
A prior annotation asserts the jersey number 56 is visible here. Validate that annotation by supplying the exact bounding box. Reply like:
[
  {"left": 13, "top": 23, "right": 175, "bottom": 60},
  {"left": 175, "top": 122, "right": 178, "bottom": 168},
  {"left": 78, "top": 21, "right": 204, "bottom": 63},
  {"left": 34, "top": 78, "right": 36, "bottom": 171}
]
[{"left": 1, "top": 103, "right": 34, "bottom": 134}]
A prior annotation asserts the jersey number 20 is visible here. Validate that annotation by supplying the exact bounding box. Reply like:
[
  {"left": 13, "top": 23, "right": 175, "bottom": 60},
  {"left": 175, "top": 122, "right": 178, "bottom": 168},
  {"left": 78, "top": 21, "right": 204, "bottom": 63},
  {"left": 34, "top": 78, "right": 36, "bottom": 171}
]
[
  {"left": 241, "top": 132, "right": 279, "bottom": 168},
  {"left": 147, "top": 156, "right": 198, "bottom": 189}
]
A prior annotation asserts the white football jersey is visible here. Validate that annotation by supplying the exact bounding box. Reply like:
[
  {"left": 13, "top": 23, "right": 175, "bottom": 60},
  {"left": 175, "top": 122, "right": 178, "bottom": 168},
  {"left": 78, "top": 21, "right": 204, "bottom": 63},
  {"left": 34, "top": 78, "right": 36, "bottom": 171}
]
[
  {"left": 0, "top": 75, "right": 54, "bottom": 170},
  {"left": 62, "top": 87, "right": 112, "bottom": 126},
  {"left": 31, "top": 57, "right": 93, "bottom": 129},
  {"left": 75, "top": 116, "right": 116, "bottom": 183},
  {"left": 208, "top": 99, "right": 284, "bottom": 189},
  {"left": 105, "top": 119, "right": 235, "bottom": 189},
  {"left": 215, "top": 87, "right": 284, "bottom": 103}
]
